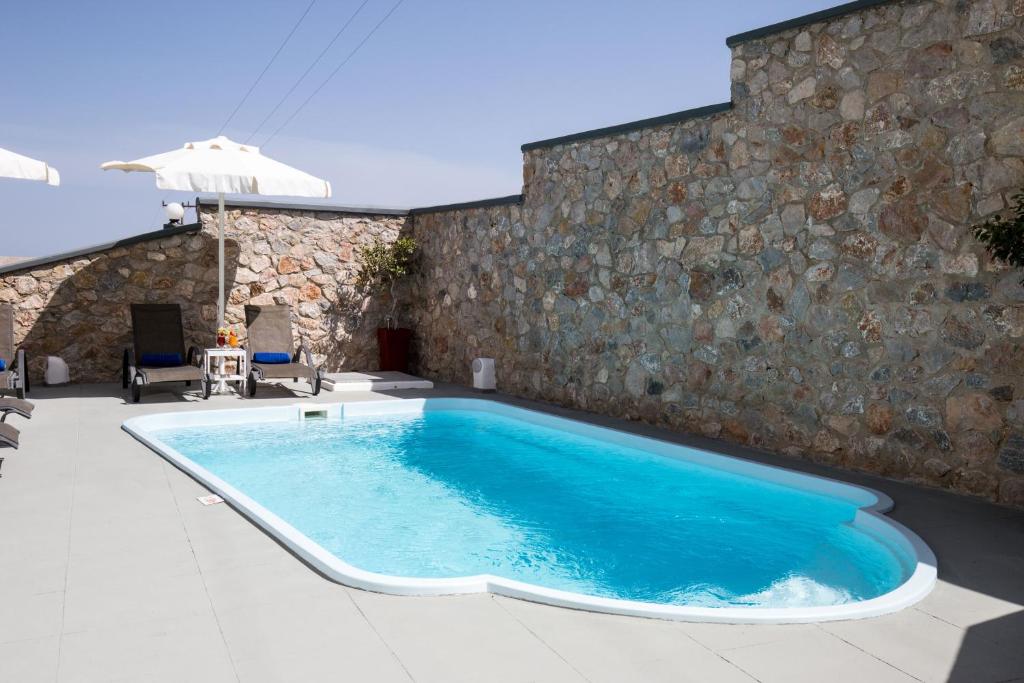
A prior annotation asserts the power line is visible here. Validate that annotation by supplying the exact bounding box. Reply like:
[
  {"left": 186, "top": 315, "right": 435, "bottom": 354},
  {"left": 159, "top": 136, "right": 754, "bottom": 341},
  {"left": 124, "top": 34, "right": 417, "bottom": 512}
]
[
  {"left": 217, "top": 0, "right": 317, "bottom": 136},
  {"left": 245, "top": 0, "right": 372, "bottom": 144},
  {"left": 261, "top": 0, "right": 405, "bottom": 148}
]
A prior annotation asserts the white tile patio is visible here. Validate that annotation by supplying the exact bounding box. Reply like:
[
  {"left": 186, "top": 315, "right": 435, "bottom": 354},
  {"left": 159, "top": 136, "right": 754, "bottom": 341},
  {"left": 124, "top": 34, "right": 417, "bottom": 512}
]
[{"left": 1, "top": 382, "right": 1022, "bottom": 682}]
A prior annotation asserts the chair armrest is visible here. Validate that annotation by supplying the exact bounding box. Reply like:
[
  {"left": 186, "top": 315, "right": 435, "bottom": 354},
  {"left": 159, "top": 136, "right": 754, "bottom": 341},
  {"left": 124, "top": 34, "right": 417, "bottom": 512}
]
[{"left": 187, "top": 346, "right": 203, "bottom": 367}]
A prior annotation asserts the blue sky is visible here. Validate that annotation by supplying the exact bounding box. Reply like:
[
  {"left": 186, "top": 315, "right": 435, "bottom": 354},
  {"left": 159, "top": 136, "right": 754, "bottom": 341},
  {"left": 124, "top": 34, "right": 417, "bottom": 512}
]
[{"left": 2, "top": 0, "right": 832, "bottom": 256}]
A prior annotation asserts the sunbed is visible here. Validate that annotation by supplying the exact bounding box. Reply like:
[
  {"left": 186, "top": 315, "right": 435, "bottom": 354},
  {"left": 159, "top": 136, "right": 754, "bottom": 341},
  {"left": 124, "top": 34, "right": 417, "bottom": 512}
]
[
  {"left": 123, "top": 304, "right": 210, "bottom": 403},
  {"left": 243, "top": 304, "right": 322, "bottom": 397},
  {"left": 0, "top": 305, "right": 28, "bottom": 399},
  {"left": 0, "top": 396, "right": 33, "bottom": 422}
]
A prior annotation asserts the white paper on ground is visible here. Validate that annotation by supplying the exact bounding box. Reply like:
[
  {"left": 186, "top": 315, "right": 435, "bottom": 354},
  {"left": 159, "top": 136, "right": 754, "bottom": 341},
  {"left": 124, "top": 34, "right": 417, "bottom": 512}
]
[{"left": 197, "top": 494, "right": 225, "bottom": 505}]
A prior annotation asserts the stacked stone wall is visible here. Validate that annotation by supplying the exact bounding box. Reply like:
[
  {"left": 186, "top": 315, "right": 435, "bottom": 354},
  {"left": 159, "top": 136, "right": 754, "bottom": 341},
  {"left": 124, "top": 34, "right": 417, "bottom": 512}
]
[
  {"left": 0, "top": 207, "right": 407, "bottom": 383},
  {"left": 410, "top": 0, "right": 1024, "bottom": 505},
  {"left": 4, "top": 0, "right": 1024, "bottom": 505}
]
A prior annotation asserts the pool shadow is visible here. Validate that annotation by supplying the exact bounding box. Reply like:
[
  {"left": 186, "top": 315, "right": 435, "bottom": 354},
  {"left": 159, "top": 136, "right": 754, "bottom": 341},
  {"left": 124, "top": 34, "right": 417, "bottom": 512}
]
[
  {"left": 126, "top": 377, "right": 321, "bottom": 404},
  {"left": 936, "top": 507, "right": 1024, "bottom": 681},
  {"left": 121, "top": 385, "right": 210, "bottom": 404},
  {"left": 949, "top": 612, "right": 1024, "bottom": 682},
  {"left": 247, "top": 380, "right": 320, "bottom": 399}
]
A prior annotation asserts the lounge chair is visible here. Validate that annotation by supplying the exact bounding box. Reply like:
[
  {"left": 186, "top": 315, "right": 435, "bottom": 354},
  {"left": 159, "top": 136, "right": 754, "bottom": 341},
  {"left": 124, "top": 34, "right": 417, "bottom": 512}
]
[
  {"left": 243, "top": 304, "right": 322, "bottom": 397},
  {"left": 0, "top": 305, "right": 28, "bottom": 399},
  {"left": 0, "top": 422, "right": 19, "bottom": 449},
  {"left": 123, "top": 304, "right": 210, "bottom": 403},
  {"left": 0, "top": 421, "right": 17, "bottom": 477},
  {"left": 0, "top": 396, "right": 33, "bottom": 422}
]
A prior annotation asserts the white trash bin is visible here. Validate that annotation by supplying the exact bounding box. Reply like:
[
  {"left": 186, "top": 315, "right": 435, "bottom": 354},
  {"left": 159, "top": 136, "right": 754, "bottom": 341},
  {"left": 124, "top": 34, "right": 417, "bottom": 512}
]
[
  {"left": 472, "top": 358, "right": 496, "bottom": 392},
  {"left": 45, "top": 356, "right": 70, "bottom": 385}
]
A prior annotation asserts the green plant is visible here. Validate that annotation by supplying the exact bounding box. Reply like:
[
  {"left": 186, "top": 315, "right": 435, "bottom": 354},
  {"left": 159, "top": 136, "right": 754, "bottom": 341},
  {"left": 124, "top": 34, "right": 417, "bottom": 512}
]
[
  {"left": 356, "top": 236, "right": 417, "bottom": 323},
  {"left": 974, "top": 191, "right": 1024, "bottom": 284}
]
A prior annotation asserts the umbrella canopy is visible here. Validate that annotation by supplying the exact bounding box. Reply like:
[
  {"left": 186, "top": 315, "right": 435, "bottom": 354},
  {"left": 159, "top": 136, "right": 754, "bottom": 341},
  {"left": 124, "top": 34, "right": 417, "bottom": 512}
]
[
  {"left": 0, "top": 146, "right": 60, "bottom": 186},
  {"left": 101, "top": 135, "right": 331, "bottom": 325},
  {"left": 100, "top": 135, "right": 330, "bottom": 197}
]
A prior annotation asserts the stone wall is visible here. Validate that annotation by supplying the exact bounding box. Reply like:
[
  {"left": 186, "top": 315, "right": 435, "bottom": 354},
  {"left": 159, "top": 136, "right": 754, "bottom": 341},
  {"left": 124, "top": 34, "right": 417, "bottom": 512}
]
[
  {"left": 3, "top": 0, "right": 1023, "bottom": 506},
  {"left": 198, "top": 205, "right": 409, "bottom": 372},
  {"left": 0, "top": 206, "right": 407, "bottom": 383},
  {"left": 410, "top": 0, "right": 1024, "bottom": 505}
]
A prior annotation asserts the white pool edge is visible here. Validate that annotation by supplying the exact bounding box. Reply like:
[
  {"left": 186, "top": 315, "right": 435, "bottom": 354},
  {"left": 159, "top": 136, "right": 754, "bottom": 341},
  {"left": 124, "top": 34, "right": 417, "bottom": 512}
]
[{"left": 123, "top": 398, "right": 937, "bottom": 624}]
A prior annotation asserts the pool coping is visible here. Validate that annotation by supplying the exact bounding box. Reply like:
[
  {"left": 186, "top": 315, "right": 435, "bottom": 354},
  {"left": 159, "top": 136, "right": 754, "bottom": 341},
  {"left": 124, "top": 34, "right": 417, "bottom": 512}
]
[{"left": 122, "top": 397, "right": 937, "bottom": 624}]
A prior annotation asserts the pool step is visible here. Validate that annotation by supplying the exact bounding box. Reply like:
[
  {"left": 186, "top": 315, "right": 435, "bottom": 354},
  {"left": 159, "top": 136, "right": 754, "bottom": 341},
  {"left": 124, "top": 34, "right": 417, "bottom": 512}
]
[{"left": 321, "top": 371, "right": 433, "bottom": 392}]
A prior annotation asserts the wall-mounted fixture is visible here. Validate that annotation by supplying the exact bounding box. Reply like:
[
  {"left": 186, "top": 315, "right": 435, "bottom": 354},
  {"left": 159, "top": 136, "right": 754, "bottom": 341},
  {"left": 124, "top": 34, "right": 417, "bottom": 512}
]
[{"left": 161, "top": 201, "right": 195, "bottom": 228}]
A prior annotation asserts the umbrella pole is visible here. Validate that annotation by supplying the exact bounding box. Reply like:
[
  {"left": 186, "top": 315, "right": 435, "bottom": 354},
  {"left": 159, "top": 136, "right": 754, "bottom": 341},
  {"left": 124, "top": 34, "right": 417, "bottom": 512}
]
[{"left": 218, "top": 191, "right": 225, "bottom": 327}]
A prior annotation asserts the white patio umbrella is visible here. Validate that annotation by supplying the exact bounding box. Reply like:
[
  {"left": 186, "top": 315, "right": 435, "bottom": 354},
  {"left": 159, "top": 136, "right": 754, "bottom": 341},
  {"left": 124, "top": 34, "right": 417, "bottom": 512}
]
[
  {"left": 0, "top": 146, "right": 60, "bottom": 186},
  {"left": 101, "top": 135, "right": 331, "bottom": 325}
]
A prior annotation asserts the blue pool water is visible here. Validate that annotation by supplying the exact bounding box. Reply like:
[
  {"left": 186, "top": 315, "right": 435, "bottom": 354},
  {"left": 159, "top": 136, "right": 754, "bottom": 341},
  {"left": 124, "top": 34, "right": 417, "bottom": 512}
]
[{"left": 157, "top": 407, "right": 912, "bottom": 608}]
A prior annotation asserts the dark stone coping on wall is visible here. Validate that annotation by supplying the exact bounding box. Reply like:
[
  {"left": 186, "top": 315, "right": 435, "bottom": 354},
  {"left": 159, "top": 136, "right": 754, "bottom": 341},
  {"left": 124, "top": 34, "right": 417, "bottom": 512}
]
[
  {"left": 520, "top": 102, "right": 733, "bottom": 153},
  {"left": 196, "top": 197, "right": 410, "bottom": 216},
  {"left": 408, "top": 194, "right": 524, "bottom": 216},
  {"left": 0, "top": 222, "right": 202, "bottom": 277},
  {"left": 3, "top": 195, "right": 533, "bottom": 277},
  {"left": 725, "top": 0, "right": 900, "bottom": 47}
]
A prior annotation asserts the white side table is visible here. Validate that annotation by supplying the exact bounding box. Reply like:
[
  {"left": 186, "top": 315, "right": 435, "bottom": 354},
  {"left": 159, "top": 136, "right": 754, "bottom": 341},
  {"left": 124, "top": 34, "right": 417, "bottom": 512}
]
[{"left": 204, "top": 347, "right": 248, "bottom": 395}]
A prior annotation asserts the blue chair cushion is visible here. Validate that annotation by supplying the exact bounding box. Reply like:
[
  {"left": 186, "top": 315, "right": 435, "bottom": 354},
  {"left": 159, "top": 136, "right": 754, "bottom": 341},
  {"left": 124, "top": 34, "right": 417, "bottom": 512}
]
[
  {"left": 0, "top": 359, "right": 5, "bottom": 371},
  {"left": 253, "top": 352, "right": 291, "bottom": 364},
  {"left": 140, "top": 352, "right": 183, "bottom": 367}
]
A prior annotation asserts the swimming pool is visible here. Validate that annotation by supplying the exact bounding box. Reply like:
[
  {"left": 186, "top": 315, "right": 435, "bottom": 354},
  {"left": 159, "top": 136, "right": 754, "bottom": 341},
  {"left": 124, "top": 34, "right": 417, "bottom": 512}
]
[{"left": 123, "top": 398, "right": 936, "bottom": 623}]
